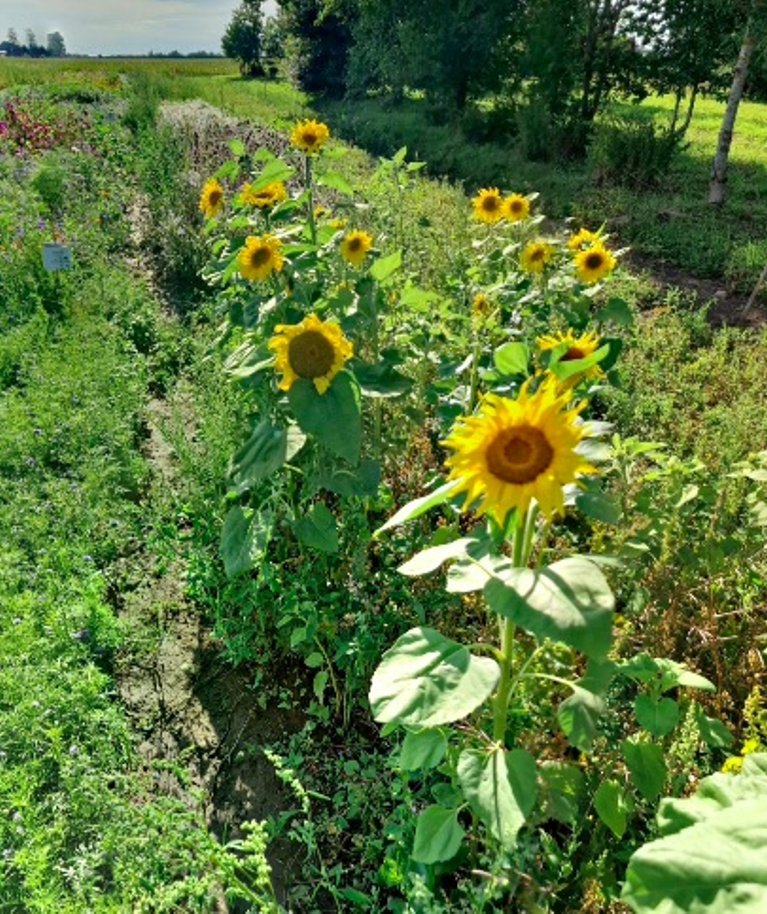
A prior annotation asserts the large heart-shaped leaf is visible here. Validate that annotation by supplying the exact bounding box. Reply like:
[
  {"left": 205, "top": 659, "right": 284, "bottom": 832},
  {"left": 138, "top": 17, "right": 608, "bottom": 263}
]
[
  {"left": 484, "top": 557, "right": 614, "bottom": 659},
  {"left": 411, "top": 805, "right": 465, "bottom": 864},
  {"left": 457, "top": 747, "right": 537, "bottom": 849},
  {"left": 623, "top": 754, "right": 767, "bottom": 914},
  {"left": 220, "top": 506, "right": 272, "bottom": 578},
  {"left": 288, "top": 371, "right": 361, "bottom": 464},
  {"left": 228, "top": 420, "right": 305, "bottom": 495},
  {"left": 557, "top": 683, "right": 606, "bottom": 751},
  {"left": 622, "top": 739, "right": 667, "bottom": 802},
  {"left": 369, "top": 626, "right": 499, "bottom": 727}
]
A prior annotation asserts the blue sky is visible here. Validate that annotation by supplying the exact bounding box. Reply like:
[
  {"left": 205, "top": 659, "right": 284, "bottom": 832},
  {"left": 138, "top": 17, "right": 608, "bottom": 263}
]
[{"left": 0, "top": 0, "right": 277, "bottom": 56}]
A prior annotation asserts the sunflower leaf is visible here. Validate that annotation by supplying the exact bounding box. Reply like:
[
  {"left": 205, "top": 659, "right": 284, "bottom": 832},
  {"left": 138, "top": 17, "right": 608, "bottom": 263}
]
[
  {"left": 483, "top": 557, "right": 614, "bottom": 659},
  {"left": 288, "top": 371, "right": 361, "bottom": 464},
  {"left": 369, "top": 626, "right": 500, "bottom": 727}
]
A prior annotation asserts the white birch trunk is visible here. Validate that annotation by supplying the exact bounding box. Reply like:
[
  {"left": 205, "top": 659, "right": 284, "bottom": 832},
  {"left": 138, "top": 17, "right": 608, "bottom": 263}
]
[{"left": 709, "top": 28, "right": 756, "bottom": 205}]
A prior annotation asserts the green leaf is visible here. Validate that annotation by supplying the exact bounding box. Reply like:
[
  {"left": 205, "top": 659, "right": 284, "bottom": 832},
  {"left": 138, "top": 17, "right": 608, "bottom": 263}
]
[
  {"left": 288, "top": 371, "right": 361, "bottom": 464},
  {"left": 398, "top": 538, "right": 475, "bottom": 577},
  {"left": 220, "top": 506, "right": 271, "bottom": 579},
  {"left": 412, "top": 806, "right": 465, "bottom": 864},
  {"left": 595, "top": 780, "right": 632, "bottom": 837},
  {"left": 635, "top": 694, "right": 679, "bottom": 737},
  {"left": 228, "top": 421, "right": 305, "bottom": 495},
  {"left": 493, "top": 342, "right": 530, "bottom": 376},
  {"left": 354, "top": 360, "right": 413, "bottom": 398},
  {"left": 370, "top": 250, "right": 403, "bottom": 283},
  {"left": 228, "top": 138, "right": 246, "bottom": 158},
  {"left": 484, "top": 557, "right": 614, "bottom": 659},
  {"left": 550, "top": 344, "right": 610, "bottom": 381},
  {"left": 400, "top": 729, "right": 447, "bottom": 771},
  {"left": 316, "top": 170, "right": 354, "bottom": 196},
  {"left": 294, "top": 502, "right": 339, "bottom": 554},
  {"left": 369, "top": 626, "right": 500, "bottom": 727},
  {"left": 597, "top": 296, "right": 634, "bottom": 327},
  {"left": 251, "top": 158, "right": 294, "bottom": 191},
  {"left": 622, "top": 739, "right": 667, "bottom": 801},
  {"left": 539, "top": 761, "right": 585, "bottom": 824},
  {"left": 314, "top": 459, "right": 380, "bottom": 498},
  {"left": 575, "top": 487, "right": 622, "bottom": 525},
  {"left": 696, "top": 707, "right": 734, "bottom": 749},
  {"left": 457, "top": 747, "right": 536, "bottom": 849},
  {"left": 558, "top": 684, "right": 606, "bottom": 751},
  {"left": 623, "top": 754, "right": 767, "bottom": 914},
  {"left": 374, "top": 481, "right": 458, "bottom": 536}
]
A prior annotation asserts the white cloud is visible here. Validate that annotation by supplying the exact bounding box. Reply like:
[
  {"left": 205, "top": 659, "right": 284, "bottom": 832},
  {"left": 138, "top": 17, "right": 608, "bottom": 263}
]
[{"left": 0, "top": 0, "right": 278, "bottom": 55}]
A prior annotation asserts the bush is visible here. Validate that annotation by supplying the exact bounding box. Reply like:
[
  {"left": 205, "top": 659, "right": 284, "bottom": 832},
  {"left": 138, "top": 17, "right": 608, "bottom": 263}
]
[{"left": 589, "top": 117, "right": 681, "bottom": 188}]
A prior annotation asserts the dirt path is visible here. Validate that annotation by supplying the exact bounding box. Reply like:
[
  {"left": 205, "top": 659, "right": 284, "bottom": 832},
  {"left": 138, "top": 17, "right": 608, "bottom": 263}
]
[{"left": 113, "top": 153, "right": 305, "bottom": 905}]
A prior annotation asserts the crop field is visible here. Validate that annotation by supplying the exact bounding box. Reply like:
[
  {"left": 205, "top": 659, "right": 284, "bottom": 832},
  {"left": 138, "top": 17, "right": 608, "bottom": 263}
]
[{"left": 1, "top": 58, "right": 766, "bottom": 913}]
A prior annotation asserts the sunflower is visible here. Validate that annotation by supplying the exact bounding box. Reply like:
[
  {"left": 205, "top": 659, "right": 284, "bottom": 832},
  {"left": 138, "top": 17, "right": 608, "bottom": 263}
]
[
  {"left": 520, "top": 240, "right": 554, "bottom": 274},
  {"left": 238, "top": 234, "right": 285, "bottom": 281},
  {"left": 340, "top": 230, "right": 374, "bottom": 268},
  {"left": 537, "top": 330, "right": 604, "bottom": 382},
  {"left": 472, "top": 292, "right": 492, "bottom": 321},
  {"left": 330, "top": 218, "right": 347, "bottom": 231},
  {"left": 567, "top": 227, "right": 601, "bottom": 251},
  {"left": 472, "top": 187, "right": 504, "bottom": 224},
  {"left": 290, "top": 119, "right": 330, "bottom": 154},
  {"left": 442, "top": 380, "right": 595, "bottom": 523},
  {"left": 268, "top": 313, "right": 353, "bottom": 395},
  {"left": 575, "top": 244, "right": 617, "bottom": 284},
  {"left": 503, "top": 194, "right": 531, "bottom": 222},
  {"left": 239, "top": 181, "right": 288, "bottom": 209},
  {"left": 199, "top": 178, "right": 225, "bottom": 218}
]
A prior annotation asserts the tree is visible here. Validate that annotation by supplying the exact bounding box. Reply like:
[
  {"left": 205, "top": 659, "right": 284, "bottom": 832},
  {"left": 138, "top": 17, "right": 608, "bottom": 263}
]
[
  {"left": 6, "top": 28, "right": 18, "bottom": 47},
  {"left": 222, "top": 0, "right": 265, "bottom": 77},
  {"left": 709, "top": 1, "right": 766, "bottom": 204},
  {"left": 46, "top": 31, "right": 66, "bottom": 58},
  {"left": 277, "top": 0, "right": 353, "bottom": 96},
  {"left": 347, "top": 0, "right": 517, "bottom": 110}
]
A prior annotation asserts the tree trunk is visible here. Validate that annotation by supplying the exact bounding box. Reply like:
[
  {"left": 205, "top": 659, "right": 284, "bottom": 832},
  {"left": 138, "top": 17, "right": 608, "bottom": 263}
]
[{"left": 709, "top": 27, "right": 756, "bottom": 205}]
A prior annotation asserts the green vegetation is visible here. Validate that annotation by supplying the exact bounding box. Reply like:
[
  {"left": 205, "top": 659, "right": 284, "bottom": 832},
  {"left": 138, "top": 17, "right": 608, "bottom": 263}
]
[{"left": 0, "top": 57, "right": 765, "bottom": 913}]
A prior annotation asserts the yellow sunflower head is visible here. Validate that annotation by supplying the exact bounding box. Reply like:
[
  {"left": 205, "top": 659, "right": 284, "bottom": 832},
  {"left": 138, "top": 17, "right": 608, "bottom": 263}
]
[
  {"left": 268, "top": 313, "right": 353, "bottom": 395},
  {"left": 575, "top": 244, "right": 617, "bottom": 284},
  {"left": 199, "top": 178, "right": 225, "bottom": 219},
  {"left": 340, "top": 230, "right": 374, "bottom": 268},
  {"left": 537, "top": 329, "right": 604, "bottom": 383},
  {"left": 237, "top": 234, "right": 285, "bottom": 282},
  {"left": 239, "top": 181, "right": 288, "bottom": 209},
  {"left": 503, "top": 193, "right": 531, "bottom": 223},
  {"left": 520, "top": 240, "right": 554, "bottom": 275},
  {"left": 472, "top": 187, "right": 504, "bottom": 224},
  {"left": 442, "top": 380, "right": 595, "bottom": 524},
  {"left": 330, "top": 218, "right": 347, "bottom": 231},
  {"left": 472, "top": 292, "right": 493, "bottom": 323},
  {"left": 567, "top": 227, "right": 601, "bottom": 251},
  {"left": 290, "top": 119, "right": 330, "bottom": 155}
]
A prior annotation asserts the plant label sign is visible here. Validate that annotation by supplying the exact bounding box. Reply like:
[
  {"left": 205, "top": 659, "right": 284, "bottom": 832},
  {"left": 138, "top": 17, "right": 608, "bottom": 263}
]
[{"left": 43, "top": 243, "right": 72, "bottom": 272}]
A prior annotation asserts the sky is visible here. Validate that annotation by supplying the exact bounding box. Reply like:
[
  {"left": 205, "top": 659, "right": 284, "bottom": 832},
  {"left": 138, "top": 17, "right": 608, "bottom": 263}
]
[{"left": 0, "top": 0, "right": 278, "bottom": 56}]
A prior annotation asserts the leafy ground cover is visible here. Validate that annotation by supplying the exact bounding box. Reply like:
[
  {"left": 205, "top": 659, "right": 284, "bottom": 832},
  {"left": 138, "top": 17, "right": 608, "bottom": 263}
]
[{"left": 1, "top": 59, "right": 766, "bottom": 913}]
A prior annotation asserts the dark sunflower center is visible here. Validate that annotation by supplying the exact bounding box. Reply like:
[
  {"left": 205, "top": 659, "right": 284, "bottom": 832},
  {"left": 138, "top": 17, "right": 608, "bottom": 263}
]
[
  {"left": 347, "top": 237, "right": 362, "bottom": 252},
  {"left": 482, "top": 196, "right": 500, "bottom": 212},
  {"left": 208, "top": 190, "right": 222, "bottom": 205},
  {"left": 249, "top": 246, "right": 272, "bottom": 267},
  {"left": 585, "top": 252, "right": 604, "bottom": 270},
  {"left": 288, "top": 330, "right": 335, "bottom": 379},
  {"left": 302, "top": 131, "right": 317, "bottom": 146},
  {"left": 530, "top": 248, "right": 545, "bottom": 261},
  {"left": 485, "top": 425, "right": 554, "bottom": 485},
  {"left": 510, "top": 200, "right": 523, "bottom": 212},
  {"left": 561, "top": 346, "right": 586, "bottom": 362}
]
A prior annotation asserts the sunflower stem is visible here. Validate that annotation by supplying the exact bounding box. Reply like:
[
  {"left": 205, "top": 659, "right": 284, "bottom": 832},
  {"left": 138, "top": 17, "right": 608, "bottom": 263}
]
[
  {"left": 491, "top": 510, "right": 526, "bottom": 743},
  {"left": 304, "top": 155, "right": 317, "bottom": 246},
  {"left": 467, "top": 331, "right": 481, "bottom": 414}
]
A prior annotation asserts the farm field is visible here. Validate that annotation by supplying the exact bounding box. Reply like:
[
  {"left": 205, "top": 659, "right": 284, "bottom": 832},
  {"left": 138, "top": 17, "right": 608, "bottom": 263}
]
[{"left": 1, "top": 58, "right": 767, "bottom": 913}]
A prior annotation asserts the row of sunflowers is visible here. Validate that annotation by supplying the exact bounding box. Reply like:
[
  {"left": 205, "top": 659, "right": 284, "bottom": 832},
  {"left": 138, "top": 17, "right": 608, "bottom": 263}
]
[{"left": 193, "top": 118, "right": 759, "bottom": 912}]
